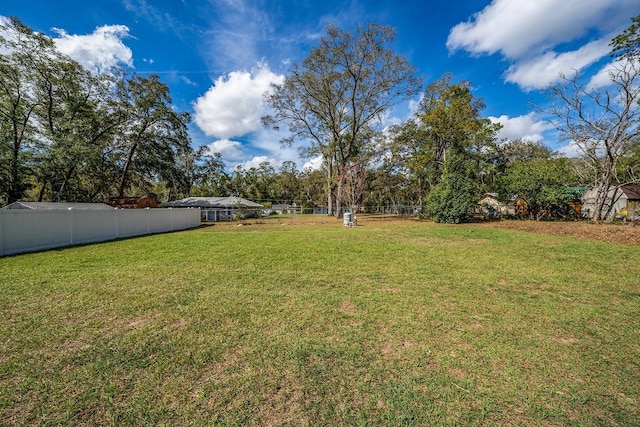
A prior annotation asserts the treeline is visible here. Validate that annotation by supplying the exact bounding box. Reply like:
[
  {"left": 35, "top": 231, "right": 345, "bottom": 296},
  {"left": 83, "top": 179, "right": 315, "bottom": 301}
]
[
  {"left": 260, "top": 22, "right": 639, "bottom": 222},
  {"left": 3, "top": 18, "right": 639, "bottom": 222},
  {"left": 202, "top": 136, "right": 584, "bottom": 221},
  {"left": 0, "top": 18, "right": 202, "bottom": 205}
]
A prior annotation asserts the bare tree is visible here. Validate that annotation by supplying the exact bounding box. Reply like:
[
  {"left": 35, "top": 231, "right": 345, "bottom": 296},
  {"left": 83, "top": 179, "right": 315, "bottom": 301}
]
[
  {"left": 547, "top": 60, "right": 640, "bottom": 220},
  {"left": 262, "top": 23, "right": 421, "bottom": 217}
]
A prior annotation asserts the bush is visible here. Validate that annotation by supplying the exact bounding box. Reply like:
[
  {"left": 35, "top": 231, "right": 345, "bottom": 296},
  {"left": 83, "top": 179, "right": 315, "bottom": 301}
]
[{"left": 424, "top": 153, "right": 478, "bottom": 224}]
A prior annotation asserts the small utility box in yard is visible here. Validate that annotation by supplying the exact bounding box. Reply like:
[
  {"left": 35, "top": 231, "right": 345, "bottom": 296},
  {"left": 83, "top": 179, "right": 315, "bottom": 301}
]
[{"left": 343, "top": 212, "right": 356, "bottom": 227}]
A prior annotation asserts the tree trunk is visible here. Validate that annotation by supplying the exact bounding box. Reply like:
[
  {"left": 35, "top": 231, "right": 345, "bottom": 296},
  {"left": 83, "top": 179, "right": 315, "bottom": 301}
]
[
  {"left": 118, "top": 142, "right": 138, "bottom": 198},
  {"left": 38, "top": 181, "right": 47, "bottom": 202},
  {"left": 325, "top": 157, "right": 334, "bottom": 216},
  {"left": 336, "top": 173, "right": 344, "bottom": 218},
  {"left": 9, "top": 137, "right": 21, "bottom": 204}
]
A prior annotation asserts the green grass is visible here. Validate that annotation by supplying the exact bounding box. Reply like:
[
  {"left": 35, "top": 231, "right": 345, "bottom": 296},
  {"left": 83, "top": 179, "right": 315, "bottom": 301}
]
[{"left": 1, "top": 219, "right": 639, "bottom": 426}]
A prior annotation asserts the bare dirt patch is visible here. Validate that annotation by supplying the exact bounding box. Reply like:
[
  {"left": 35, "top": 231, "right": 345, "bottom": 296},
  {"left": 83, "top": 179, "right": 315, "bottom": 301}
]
[{"left": 474, "top": 220, "right": 640, "bottom": 245}]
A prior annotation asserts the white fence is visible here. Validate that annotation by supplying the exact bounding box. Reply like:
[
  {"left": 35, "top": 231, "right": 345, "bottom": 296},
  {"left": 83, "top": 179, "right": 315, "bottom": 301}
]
[{"left": 0, "top": 208, "right": 200, "bottom": 256}]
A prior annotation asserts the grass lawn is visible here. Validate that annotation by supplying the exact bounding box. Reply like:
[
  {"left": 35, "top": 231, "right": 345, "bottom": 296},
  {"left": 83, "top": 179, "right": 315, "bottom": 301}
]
[{"left": 1, "top": 217, "right": 639, "bottom": 425}]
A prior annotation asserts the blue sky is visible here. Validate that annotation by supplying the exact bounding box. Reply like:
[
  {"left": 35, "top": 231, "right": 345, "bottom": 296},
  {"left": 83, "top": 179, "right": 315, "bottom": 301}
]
[{"left": 2, "top": 0, "right": 640, "bottom": 171}]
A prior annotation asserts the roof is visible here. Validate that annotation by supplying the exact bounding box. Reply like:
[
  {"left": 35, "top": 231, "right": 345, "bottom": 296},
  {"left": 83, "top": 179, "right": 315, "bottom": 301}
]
[
  {"left": 161, "top": 197, "right": 263, "bottom": 209},
  {"left": 621, "top": 184, "right": 640, "bottom": 200},
  {"left": 104, "top": 196, "right": 158, "bottom": 209},
  {"left": 2, "top": 202, "right": 115, "bottom": 210}
]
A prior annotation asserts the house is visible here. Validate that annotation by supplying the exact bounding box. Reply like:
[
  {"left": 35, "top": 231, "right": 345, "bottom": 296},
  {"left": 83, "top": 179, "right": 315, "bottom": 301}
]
[
  {"left": 104, "top": 196, "right": 158, "bottom": 209},
  {"left": 2, "top": 202, "right": 114, "bottom": 210},
  {"left": 161, "top": 196, "right": 263, "bottom": 221},
  {"left": 475, "top": 193, "right": 515, "bottom": 218},
  {"left": 582, "top": 184, "right": 640, "bottom": 221}
]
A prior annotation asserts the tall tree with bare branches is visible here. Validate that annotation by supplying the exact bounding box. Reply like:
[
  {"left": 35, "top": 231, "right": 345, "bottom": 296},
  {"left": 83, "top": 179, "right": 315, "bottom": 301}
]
[
  {"left": 262, "top": 23, "right": 421, "bottom": 216},
  {"left": 547, "top": 61, "right": 640, "bottom": 220}
]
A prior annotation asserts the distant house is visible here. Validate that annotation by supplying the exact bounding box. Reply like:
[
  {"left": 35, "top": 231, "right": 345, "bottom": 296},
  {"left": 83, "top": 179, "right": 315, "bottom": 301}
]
[
  {"left": 162, "top": 196, "right": 263, "bottom": 221},
  {"left": 2, "top": 202, "right": 114, "bottom": 210},
  {"left": 104, "top": 196, "right": 158, "bottom": 209},
  {"left": 582, "top": 184, "right": 640, "bottom": 221},
  {"left": 475, "top": 193, "right": 515, "bottom": 218}
]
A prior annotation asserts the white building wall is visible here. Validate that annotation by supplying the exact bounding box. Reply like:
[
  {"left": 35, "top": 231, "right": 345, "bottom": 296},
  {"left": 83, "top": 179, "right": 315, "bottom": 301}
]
[{"left": 582, "top": 187, "right": 628, "bottom": 220}]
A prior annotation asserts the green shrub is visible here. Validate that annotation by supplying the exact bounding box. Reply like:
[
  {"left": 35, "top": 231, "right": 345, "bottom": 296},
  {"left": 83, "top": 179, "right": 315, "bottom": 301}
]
[{"left": 425, "top": 152, "right": 478, "bottom": 223}]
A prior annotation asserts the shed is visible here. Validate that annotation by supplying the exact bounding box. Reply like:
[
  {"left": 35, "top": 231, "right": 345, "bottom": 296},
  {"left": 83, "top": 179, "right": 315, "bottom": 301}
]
[
  {"left": 2, "top": 202, "right": 114, "bottom": 210},
  {"left": 582, "top": 184, "right": 640, "bottom": 220},
  {"left": 162, "top": 196, "right": 263, "bottom": 221},
  {"left": 104, "top": 196, "right": 158, "bottom": 209}
]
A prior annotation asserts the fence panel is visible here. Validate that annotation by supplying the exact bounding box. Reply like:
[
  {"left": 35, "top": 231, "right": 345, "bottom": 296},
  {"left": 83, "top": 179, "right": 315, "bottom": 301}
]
[
  {"left": 72, "top": 210, "right": 118, "bottom": 245},
  {"left": 1, "top": 210, "right": 69, "bottom": 255},
  {"left": 117, "top": 209, "right": 150, "bottom": 238},
  {"left": 0, "top": 208, "right": 200, "bottom": 256},
  {"left": 172, "top": 207, "right": 198, "bottom": 229},
  {"left": 149, "top": 208, "right": 171, "bottom": 233}
]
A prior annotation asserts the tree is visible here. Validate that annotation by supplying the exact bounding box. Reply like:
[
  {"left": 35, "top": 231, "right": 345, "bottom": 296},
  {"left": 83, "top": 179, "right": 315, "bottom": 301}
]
[
  {"left": 610, "top": 15, "right": 640, "bottom": 60},
  {"left": 1, "top": 18, "right": 122, "bottom": 204},
  {"left": 424, "top": 150, "right": 478, "bottom": 223},
  {"left": 417, "top": 74, "right": 501, "bottom": 180},
  {"left": 547, "top": 62, "right": 640, "bottom": 221},
  {"left": 498, "top": 157, "right": 580, "bottom": 220},
  {"left": 189, "top": 151, "right": 231, "bottom": 197},
  {"left": 362, "top": 165, "right": 414, "bottom": 210},
  {"left": 273, "top": 161, "right": 301, "bottom": 204},
  {"left": 616, "top": 139, "right": 640, "bottom": 183},
  {"left": 0, "top": 17, "right": 51, "bottom": 203},
  {"left": 388, "top": 73, "right": 501, "bottom": 210},
  {"left": 387, "top": 119, "right": 432, "bottom": 206},
  {"left": 544, "top": 16, "right": 640, "bottom": 221},
  {"left": 298, "top": 167, "right": 326, "bottom": 209},
  {"left": 111, "top": 74, "right": 192, "bottom": 198},
  {"left": 263, "top": 23, "right": 421, "bottom": 217},
  {"left": 1, "top": 18, "right": 195, "bottom": 205},
  {"left": 33, "top": 59, "right": 117, "bottom": 202},
  {"left": 500, "top": 139, "right": 555, "bottom": 164}
]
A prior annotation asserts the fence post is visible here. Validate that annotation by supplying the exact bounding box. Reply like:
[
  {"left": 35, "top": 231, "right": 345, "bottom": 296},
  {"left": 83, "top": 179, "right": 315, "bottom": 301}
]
[
  {"left": 0, "top": 212, "right": 4, "bottom": 256},
  {"left": 68, "top": 208, "right": 75, "bottom": 245},
  {"left": 146, "top": 207, "right": 151, "bottom": 234},
  {"left": 114, "top": 208, "right": 120, "bottom": 238}
]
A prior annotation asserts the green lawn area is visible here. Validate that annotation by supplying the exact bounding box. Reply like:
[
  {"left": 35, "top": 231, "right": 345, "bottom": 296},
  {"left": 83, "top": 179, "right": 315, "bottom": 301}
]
[{"left": 1, "top": 219, "right": 639, "bottom": 426}]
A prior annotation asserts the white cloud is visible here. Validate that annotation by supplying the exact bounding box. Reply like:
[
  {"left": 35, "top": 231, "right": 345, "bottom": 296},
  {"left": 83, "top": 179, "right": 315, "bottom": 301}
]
[
  {"left": 504, "top": 39, "right": 611, "bottom": 90},
  {"left": 447, "top": 0, "right": 640, "bottom": 90},
  {"left": 489, "top": 113, "right": 553, "bottom": 143},
  {"left": 302, "top": 155, "right": 324, "bottom": 171},
  {"left": 447, "top": 0, "right": 631, "bottom": 59},
  {"left": 587, "top": 57, "right": 640, "bottom": 90},
  {"left": 408, "top": 94, "right": 423, "bottom": 116},
  {"left": 587, "top": 63, "right": 618, "bottom": 90},
  {"left": 193, "top": 63, "right": 284, "bottom": 139},
  {"left": 238, "top": 155, "right": 280, "bottom": 171},
  {"left": 53, "top": 25, "right": 133, "bottom": 74},
  {"left": 206, "top": 139, "right": 244, "bottom": 159},
  {"left": 557, "top": 141, "right": 582, "bottom": 158}
]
